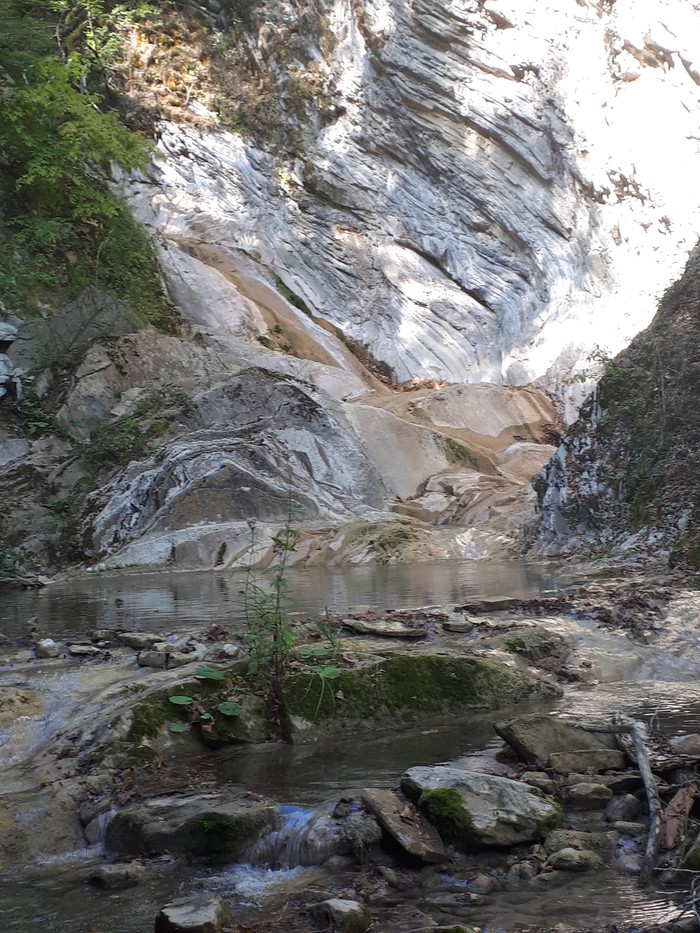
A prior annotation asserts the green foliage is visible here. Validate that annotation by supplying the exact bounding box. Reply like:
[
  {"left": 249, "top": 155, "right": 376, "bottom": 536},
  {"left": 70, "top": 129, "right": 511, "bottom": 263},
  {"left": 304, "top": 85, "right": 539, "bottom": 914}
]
[
  {"left": 80, "top": 407, "right": 168, "bottom": 472},
  {"left": 0, "top": 0, "right": 172, "bottom": 324},
  {"left": 241, "top": 518, "right": 300, "bottom": 740},
  {"left": 195, "top": 667, "right": 226, "bottom": 681},
  {"left": 168, "top": 695, "right": 194, "bottom": 705},
  {"left": 217, "top": 700, "right": 242, "bottom": 716}
]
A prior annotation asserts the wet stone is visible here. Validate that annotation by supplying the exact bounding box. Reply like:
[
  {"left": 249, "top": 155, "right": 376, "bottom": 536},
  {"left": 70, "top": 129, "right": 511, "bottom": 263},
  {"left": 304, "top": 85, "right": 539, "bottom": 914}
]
[
  {"left": 35, "top": 638, "right": 60, "bottom": 658},
  {"left": 549, "top": 749, "right": 627, "bottom": 774},
  {"left": 68, "top": 644, "right": 100, "bottom": 657},
  {"left": 520, "top": 771, "right": 558, "bottom": 796},
  {"left": 567, "top": 782, "right": 613, "bottom": 809},
  {"left": 547, "top": 847, "right": 603, "bottom": 872},
  {"left": 543, "top": 829, "right": 615, "bottom": 855},
  {"left": 154, "top": 891, "right": 232, "bottom": 933},
  {"left": 313, "top": 898, "right": 370, "bottom": 933},
  {"left": 361, "top": 788, "right": 448, "bottom": 865},
  {"left": 605, "top": 793, "right": 640, "bottom": 822},
  {"left": 117, "top": 632, "right": 164, "bottom": 650},
  {"left": 613, "top": 821, "right": 648, "bottom": 837},
  {"left": 88, "top": 861, "right": 146, "bottom": 889},
  {"left": 137, "top": 649, "right": 168, "bottom": 669}
]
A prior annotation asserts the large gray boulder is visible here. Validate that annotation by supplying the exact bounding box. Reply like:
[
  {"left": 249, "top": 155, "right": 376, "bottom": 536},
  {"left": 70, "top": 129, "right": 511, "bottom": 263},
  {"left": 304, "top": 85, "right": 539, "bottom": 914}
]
[
  {"left": 401, "top": 766, "right": 561, "bottom": 848},
  {"left": 494, "top": 713, "right": 619, "bottom": 769},
  {"left": 105, "top": 792, "right": 275, "bottom": 861}
]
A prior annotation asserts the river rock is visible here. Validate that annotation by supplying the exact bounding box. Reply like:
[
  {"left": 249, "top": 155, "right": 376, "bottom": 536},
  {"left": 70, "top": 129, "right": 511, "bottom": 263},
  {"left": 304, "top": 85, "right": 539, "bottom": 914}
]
[
  {"left": 401, "top": 766, "right": 561, "bottom": 847},
  {"left": 68, "top": 644, "right": 100, "bottom": 657},
  {"left": 167, "top": 644, "right": 208, "bottom": 668},
  {"left": 613, "top": 821, "right": 648, "bottom": 837},
  {"left": 566, "top": 771, "right": 643, "bottom": 795},
  {"left": 341, "top": 618, "right": 427, "bottom": 639},
  {"left": 313, "top": 898, "right": 370, "bottom": 933},
  {"left": 566, "top": 782, "right": 614, "bottom": 809},
  {"left": 520, "top": 772, "right": 558, "bottom": 796},
  {"left": 494, "top": 713, "right": 618, "bottom": 769},
  {"left": 548, "top": 749, "right": 627, "bottom": 774},
  {"left": 500, "top": 627, "right": 571, "bottom": 673},
  {"left": 88, "top": 861, "right": 146, "bottom": 889},
  {"left": 361, "top": 788, "right": 448, "bottom": 864},
  {"left": 117, "top": 632, "right": 164, "bottom": 650},
  {"left": 137, "top": 648, "right": 168, "bottom": 668},
  {"left": 35, "top": 638, "right": 61, "bottom": 658},
  {"left": 543, "top": 830, "right": 616, "bottom": 856},
  {"left": 669, "top": 734, "right": 700, "bottom": 757},
  {"left": 546, "top": 847, "right": 603, "bottom": 872},
  {"left": 154, "top": 891, "right": 231, "bottom": 933},
  {"left": 605, "top": 794, "right": 641, "bottom": 822},
  {"left": 105, "top": 792, "right": 275, "bottom": 861}
]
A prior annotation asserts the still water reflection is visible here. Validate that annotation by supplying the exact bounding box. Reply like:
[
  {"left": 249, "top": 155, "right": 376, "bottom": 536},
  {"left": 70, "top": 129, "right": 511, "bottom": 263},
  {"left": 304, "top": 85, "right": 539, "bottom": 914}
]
[{"left": 1, "top": 558, "right": 568, "bottom": 636}]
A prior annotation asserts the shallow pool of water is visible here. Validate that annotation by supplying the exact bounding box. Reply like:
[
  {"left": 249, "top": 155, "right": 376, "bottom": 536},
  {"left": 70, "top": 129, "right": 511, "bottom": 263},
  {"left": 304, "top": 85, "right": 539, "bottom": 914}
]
[{"left": 1, "top": 558, "right": 569, "bottom": 636}]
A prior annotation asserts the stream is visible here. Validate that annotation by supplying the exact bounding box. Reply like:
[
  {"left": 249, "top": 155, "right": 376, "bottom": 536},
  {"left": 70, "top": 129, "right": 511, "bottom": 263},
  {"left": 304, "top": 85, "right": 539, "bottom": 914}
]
[{"left": 1, "top": 560, "right": 698, "bottom": 932}]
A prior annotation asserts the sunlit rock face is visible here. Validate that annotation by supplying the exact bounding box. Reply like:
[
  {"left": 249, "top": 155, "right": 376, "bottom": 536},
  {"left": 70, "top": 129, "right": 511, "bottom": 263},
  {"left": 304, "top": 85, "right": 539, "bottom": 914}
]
[{"left": 123, "top": 0, "right": 700, "bottom": 410}]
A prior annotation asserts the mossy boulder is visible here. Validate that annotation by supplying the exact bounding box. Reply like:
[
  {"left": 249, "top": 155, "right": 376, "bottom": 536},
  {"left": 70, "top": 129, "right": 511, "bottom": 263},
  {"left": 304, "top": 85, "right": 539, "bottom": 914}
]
[
  {"left": 401, "top": 766, "right": 561, "bottom": 848},
  {"left": 105, "top": 792, "right": 276, "bottom": 863},
  {"left": 283, "top": 654, "right": 559, "bottom": 737}
]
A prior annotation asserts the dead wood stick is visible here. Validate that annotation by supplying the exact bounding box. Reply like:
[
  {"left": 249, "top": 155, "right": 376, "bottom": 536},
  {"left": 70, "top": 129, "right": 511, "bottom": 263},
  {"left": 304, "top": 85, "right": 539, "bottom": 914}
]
[{"left": 579, "top": 715, "right": 663, "bottom": 884}]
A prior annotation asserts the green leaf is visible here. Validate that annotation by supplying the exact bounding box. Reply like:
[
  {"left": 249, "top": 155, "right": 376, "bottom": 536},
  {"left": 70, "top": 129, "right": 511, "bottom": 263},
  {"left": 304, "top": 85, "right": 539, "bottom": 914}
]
[
  {"left": 195, "top": 667, "right": 225, "bottom": 681},
  {"left": 315, "top": 665, "right": 341, "bottom": 680},
  {"left": 170, "top": 721, "right": 188, "bottom": 733},
  {"left": 299, "top": 646, "right": 329, "bottom": 658},
  {"left": 217, "top": 701, "right": 242, "bottom": 717},
  {"left": 199, "top": 712, "right": 213, "bottom": 721},
  {"left": 168, "top": 695, "right": 193, "bottom": 706}
]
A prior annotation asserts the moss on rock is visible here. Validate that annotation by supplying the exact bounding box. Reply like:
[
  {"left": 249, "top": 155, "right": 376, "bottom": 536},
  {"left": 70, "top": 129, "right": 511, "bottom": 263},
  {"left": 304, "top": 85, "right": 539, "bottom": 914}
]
[
  {"left": 418, "top": 788, "right": 477, "bottom": 848},
  {"left": 283, "top": 654, "right": 557, "bottom": 734}
]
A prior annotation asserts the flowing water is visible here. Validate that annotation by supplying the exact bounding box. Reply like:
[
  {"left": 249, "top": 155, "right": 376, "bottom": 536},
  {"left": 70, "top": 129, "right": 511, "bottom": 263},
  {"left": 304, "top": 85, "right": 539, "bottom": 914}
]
[{"left": 0, "top": 561, "right": 698, "bottom": 932}]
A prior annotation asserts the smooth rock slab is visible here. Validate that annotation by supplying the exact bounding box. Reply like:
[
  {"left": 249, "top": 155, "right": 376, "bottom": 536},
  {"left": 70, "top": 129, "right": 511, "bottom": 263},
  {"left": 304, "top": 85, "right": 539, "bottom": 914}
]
[
  {"left": 549, "top": 749, "right": 627, "bottom": 774},
  {"left": 494, "top": 713, "right": 618, "bottom": 769},
  {"left": 543, "top": 829, "right": 616, "bottom": 856},
  {"left": 567, "top": 782, "right": 613, "bottom": 809},
  {"left": 401, "top": 766, "right": 560, "bottom": 847},
  {"left": 106, "top": 792, "right": 275, "bottom": 861},
  {"left": 361, "top": 787, "right": 448, "bottom": 864},
  {"left": 118, "top": 632, "right": 164, "bottom": 650},
  {"left": 154, "top": 891, "right": 231, "bottom": 933}
]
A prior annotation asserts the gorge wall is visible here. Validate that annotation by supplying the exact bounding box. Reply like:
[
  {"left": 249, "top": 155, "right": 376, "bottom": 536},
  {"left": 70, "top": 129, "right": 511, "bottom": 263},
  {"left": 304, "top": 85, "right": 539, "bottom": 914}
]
[
  {"left": 532, "top": 241, "right": 700, "bottom": 566},
  {"left": 2, "top": 0, "right": 700, "bottom": 574},
  {"left": 124, "top": 0, "right": 700, "bottom": 411}
]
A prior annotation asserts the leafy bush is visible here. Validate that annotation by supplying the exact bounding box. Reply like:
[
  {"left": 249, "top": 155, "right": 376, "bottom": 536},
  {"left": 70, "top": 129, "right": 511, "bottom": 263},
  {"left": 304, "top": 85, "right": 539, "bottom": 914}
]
[{"left": 0, "top": 0, "right": 171, "bottom": 324}]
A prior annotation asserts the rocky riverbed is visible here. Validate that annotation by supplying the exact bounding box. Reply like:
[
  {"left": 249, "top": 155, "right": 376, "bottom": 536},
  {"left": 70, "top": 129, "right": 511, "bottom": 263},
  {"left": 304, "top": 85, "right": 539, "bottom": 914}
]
[{"left": 3, "top": 570, "right": 700, "bottom": 932}]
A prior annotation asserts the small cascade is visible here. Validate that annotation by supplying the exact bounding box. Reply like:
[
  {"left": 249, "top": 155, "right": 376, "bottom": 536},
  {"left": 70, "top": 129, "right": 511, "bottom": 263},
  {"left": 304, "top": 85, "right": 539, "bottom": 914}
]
[{"left": 246, "top": 803, "right": 343, "bottom": 869}]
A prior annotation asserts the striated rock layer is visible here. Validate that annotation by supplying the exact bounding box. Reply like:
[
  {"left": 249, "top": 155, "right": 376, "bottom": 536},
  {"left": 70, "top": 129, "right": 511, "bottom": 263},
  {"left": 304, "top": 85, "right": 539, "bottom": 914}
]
[{"left": 123, "top": 0, "right": 700, "bottom": 414}]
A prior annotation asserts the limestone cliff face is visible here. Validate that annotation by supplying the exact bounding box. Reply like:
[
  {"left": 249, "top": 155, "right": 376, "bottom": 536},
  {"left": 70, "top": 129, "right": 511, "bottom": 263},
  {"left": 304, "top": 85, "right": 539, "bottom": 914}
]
[
  {"left": 3, "top": 0, "right": 700, "bottom": 574},
  {"left": 123, "top": 0, "right": 700, "bottom": 412},
  {"left": 531, "top": 242, "right": 700, "bottom": 565}
]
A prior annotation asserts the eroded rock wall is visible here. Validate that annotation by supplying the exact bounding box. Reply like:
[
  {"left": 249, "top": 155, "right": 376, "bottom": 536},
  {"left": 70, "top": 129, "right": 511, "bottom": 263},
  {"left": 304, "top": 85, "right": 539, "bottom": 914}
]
[{"left": 123, "top": 0, "right": 700, "bottom": 411}]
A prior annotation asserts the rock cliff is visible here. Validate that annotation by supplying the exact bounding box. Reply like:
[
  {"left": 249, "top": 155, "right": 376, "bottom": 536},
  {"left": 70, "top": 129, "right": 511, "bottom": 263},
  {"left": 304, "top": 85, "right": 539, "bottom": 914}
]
[
  {"left": 531, "top": 241, "right": 700, "bottom": 565},
  {"left": 123, "top": 0, "right": 700, "bottom": 411},
  {"left": 2, "top": 0, "right": 700, "bottom": 574}
]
